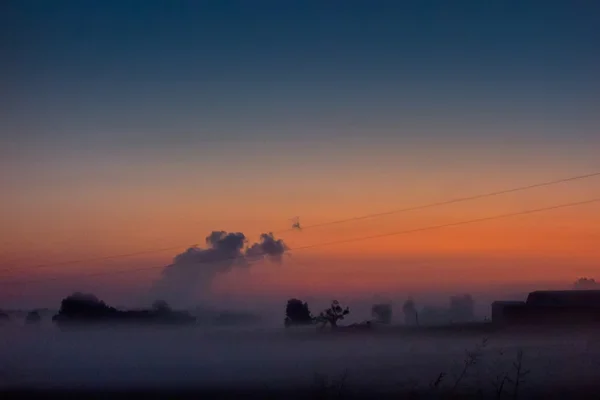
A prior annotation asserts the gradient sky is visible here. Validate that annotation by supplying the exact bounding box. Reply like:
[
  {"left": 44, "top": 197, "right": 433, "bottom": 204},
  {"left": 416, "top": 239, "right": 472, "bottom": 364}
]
[{"left": 1, "top": 1, "right": 599, "bottom": 307}]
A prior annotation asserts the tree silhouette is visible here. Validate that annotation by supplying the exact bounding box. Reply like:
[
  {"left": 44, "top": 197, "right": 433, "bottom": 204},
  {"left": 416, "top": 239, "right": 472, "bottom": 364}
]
[
  {"left": 573, "top": 277, "right": 599, "bottom": 290},
  {"left": 317, "top": 300, "right": 350, "bottom": 329},
  {"left": 402, "top": 298, "right": 418, "bottom": 326},
  {"left": 54, "top": 292, "right": 117, "bottom": 320},
  {"left": 52, "top": 292, "right": 196, "bottom": 326},
  {"left": 371, "top": 303, "right": 392, "bottom": 324},
  {"left": 284, "top": 298, "right": 313, "bottom": 327}
]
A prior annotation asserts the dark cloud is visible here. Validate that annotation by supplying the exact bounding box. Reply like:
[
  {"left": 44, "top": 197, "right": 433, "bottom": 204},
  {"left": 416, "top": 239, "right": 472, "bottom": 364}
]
[
  {"left": 172, "top": 231, "right": 247, "bottom": 267},
  {"left": 245, "top": 233, "right": 288, "bottom": 263},
  {"left": 206, "top": 231, "right": 247, "bottom": 253},
  {"left": 150, "top": 231, "right": 289, "bottom": 307}
]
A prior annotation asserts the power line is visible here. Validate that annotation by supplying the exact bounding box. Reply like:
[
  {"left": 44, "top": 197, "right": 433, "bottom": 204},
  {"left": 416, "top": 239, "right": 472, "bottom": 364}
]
[
  {"left": 0, "top": 245, "right": 192, "bottom": 275},
  {"left": 2, "top": 170, "right": 599, "bottom": 274},
  {"left": 2, "top": 197, "right": 598, "bottom": 286},
  {"left": 291, "top": 197, "right": 600, "bottom": 251},
  {"left": 276, "top": 171, "right": 600, "bottom": 233}
]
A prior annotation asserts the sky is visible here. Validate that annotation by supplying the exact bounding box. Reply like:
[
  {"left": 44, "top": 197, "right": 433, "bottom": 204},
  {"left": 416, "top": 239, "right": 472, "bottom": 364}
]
[{"left": 1, "top": 1, "right": 599, "bottom": 308}]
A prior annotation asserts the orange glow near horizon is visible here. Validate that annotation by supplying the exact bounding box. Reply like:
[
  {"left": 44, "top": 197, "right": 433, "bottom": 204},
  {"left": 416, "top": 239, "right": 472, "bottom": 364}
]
[
  {"left": 2, "top": 198, "right": 598, "bottom": 267},
  {"left": 2, "top": 202, "right": 599, "bottom": 265},
  {"left": 1, "top": 161, "right": 599, "bottom": 306}
]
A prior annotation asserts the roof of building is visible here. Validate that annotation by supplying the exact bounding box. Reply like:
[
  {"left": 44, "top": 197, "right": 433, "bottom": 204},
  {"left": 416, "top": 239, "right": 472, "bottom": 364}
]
[
  {"left": 491, "top": 301, "right": 526, "bottom": 305},
  {"left": 526, "top": 290, "right": 600, "bottom": 307}
]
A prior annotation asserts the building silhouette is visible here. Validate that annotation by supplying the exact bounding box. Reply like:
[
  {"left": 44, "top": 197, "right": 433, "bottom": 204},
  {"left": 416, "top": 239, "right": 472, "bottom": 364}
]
[{"left": 492, "top": 290, "right": 600, "bottom": 326}]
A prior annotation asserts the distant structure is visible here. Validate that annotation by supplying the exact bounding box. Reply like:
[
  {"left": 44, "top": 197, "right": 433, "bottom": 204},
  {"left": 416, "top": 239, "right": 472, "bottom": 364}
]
[
  {"left": 492, "top": 290, "right": 600, "bottom": 326},
  {"left": 402, "top": 298, "right": 419, "bottom": 326},
  {"left": 371, "top": 303, "right": 392, "bottom": 324},
  {"left": 449, "top": 294, "right": 475, "bottom": 323}
]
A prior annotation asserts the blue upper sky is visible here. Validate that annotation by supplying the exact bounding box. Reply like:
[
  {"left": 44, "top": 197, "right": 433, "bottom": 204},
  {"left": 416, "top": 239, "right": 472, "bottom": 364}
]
[
  {"left": 2, "top": 0, "right": 599, "bottom": 161},
  {"left": 3, "top": 1, "right": 600, "bottom": 308}
]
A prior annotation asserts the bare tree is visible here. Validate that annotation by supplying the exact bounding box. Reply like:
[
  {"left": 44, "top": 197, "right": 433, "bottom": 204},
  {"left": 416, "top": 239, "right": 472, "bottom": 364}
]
[{"left": 317, "top": 300, "right": 350, "bottom": 329}]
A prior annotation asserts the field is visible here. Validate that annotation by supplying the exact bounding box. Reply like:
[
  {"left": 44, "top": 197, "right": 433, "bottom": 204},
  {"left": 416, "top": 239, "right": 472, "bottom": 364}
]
[{"left": 2, "top": 322, "right": 600, "bottom": 398}]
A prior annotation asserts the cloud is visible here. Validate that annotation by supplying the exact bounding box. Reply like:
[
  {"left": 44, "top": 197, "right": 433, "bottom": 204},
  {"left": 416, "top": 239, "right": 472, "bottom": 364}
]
[
  {"left": 245, "top": 233, "right": 288, "bottom": 263},
  {"left": 149, "top": 231, "right": 289, "bottom": 307}
]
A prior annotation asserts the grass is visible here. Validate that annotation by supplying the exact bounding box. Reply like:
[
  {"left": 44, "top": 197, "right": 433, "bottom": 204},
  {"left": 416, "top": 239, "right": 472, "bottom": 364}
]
[
  {"left": 2, "top": 332, "right": 599, "bottom": 399},
  {"left": 304, "top": 337, "right": 539, "bottom": 399}
]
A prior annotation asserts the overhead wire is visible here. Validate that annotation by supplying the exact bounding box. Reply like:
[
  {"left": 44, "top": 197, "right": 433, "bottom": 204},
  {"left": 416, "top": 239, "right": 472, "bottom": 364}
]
[
  {"left": 1, "top": 196, "right": 598, "bottom": 286},
  {"left": 276, "top": 171, "right": 600, "bottom": 233},
  {"left": 1, "top": 170, "right": 598, "bottom": 275}
]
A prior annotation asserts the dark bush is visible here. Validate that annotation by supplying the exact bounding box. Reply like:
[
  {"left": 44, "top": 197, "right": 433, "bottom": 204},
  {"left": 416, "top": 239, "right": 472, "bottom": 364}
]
[
  {"left": 52, "top": 292, "right": 195, "bottom": 326},
  {"left": 285, "top": 298, "right": 314, "bottom": 327}
]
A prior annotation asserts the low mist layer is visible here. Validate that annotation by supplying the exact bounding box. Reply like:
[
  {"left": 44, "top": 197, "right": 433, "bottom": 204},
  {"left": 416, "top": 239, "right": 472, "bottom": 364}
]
[{"left": 2, "top": 324, "right": 600, "bottom": 397}]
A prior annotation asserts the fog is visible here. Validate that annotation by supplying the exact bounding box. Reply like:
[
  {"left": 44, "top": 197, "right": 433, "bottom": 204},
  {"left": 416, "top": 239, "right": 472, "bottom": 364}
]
[
  {"left": 2, "top": 322, "right": 600, "bottom": 397},
  {"left": 1, "top": 233, "right": 598, "bottom": 397}
]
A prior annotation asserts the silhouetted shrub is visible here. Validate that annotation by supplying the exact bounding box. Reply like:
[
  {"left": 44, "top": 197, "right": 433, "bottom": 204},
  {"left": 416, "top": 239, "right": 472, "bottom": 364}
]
[
  {"left": 53, "top": 292, "right": 118, "bottom": 321},
  {"left": 285, "top": 298, "right": 314, "bottom": 327}
]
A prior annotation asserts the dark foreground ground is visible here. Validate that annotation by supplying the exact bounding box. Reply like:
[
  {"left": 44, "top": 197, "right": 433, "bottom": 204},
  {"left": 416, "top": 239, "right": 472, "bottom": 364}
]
[
  {"left": 2, "top": 323, "right": 600, "bottom": 399},
  {"left": 3, "top": 384, "right": 600, "bottom": 399}
]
